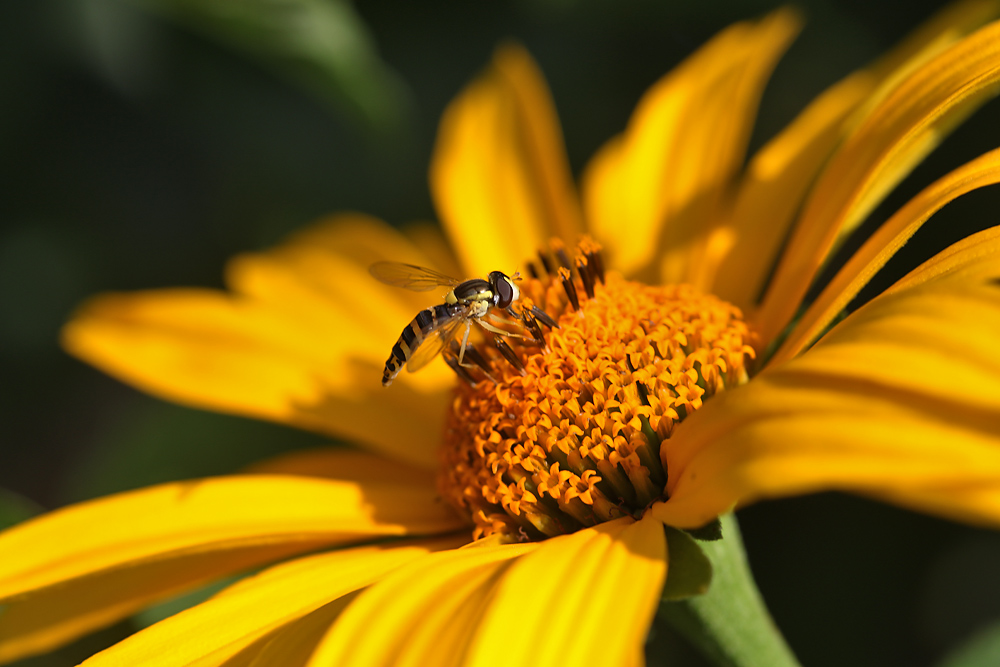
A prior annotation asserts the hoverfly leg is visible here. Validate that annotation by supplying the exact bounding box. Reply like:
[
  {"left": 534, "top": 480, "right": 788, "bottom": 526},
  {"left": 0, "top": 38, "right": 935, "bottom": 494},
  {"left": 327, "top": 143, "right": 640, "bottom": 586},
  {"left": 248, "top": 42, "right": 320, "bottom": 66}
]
[
  {"left": 449, "top": 341, "right": 497, "bottom": 384},
  {"left": 447, "top": 336, "right": 497, "bottom": 385},
  {"left": 457, "top": 320, "right": 472, "bottom": 366},
  {"left": 443, "top": 353, "right": 478, "bottom": 388},
  {"left": 477, "top": 317, "right": 535, "bottom": 342}
]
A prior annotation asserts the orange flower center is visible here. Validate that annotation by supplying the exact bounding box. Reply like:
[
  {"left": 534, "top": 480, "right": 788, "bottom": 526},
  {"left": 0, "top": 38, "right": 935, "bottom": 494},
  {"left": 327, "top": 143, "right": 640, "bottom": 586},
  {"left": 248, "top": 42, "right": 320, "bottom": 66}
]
[{"left": 437, "top": 242, "right": 756, "bottom": 541}]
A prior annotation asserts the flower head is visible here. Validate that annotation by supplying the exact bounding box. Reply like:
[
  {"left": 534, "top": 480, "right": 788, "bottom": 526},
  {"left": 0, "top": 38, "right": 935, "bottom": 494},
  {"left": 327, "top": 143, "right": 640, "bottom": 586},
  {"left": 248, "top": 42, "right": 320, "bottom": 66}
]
[{"left": 5, "top": 3, "right": 1000, "bottom": 665}]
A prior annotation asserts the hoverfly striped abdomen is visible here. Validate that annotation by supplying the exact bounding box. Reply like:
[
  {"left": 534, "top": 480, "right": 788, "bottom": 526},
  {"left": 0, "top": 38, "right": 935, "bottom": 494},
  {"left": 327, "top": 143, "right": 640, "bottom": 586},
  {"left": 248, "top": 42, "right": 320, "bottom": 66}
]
[{"left": 382, "top": 303, "right": 462, "bottom": 387}]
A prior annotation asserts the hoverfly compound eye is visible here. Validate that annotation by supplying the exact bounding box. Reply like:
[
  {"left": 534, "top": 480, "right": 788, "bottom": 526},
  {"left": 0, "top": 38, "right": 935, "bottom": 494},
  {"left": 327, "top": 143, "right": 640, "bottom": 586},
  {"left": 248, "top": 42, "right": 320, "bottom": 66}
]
[{"left": 490, "top": 271, "right": 518, "bottom": 308}]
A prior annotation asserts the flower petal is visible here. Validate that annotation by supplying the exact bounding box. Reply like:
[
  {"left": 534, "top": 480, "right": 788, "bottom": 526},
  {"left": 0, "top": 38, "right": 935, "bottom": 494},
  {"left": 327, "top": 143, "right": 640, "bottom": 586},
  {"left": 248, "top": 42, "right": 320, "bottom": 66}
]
[
  {"left": 708, "top": 73, "right": 875, "bottom": 309},
  {"left": 771, "top": 147, "right": 1000, "bottom": 365},
  {"left": 710, "top": 0, "right": 1000, "bottom": 310},
  {"left": 431, "top": 44, "right": 583, "bottom": 277},
  {"left": 654, "top": 238, "right": 1000, "bottom": 528},
  {"left": 582, "top": 9, "right": 800, "bottom": 283},
  {"left": 79, "top": 537, "right": 465, "bottom": 667},
  {"left": 268, "top": 213, "right": 454, "bottom": 273},
  {"left": 756, "top": 18, "right": 1000, "bottom": 344},
  {"left": 62, "top": 287, "right": 448, "bottom": 469},
  {"left": 243, "top": 600, "right": 354, "bottom": 667},
  {"left": 305, "top": 542, "right": 538, "bottom": 666},
  {"left": 0, "top": 543, "right": 317, "bottom": 665},
  {"left": 465, "top": 516, "right": 666, "bottom": 667},
  {"left": 0, "top": 475, "right": 464, "bottom": 661},
  {"left": 63, "top": 213, "right": 463, "bottom": 468}
]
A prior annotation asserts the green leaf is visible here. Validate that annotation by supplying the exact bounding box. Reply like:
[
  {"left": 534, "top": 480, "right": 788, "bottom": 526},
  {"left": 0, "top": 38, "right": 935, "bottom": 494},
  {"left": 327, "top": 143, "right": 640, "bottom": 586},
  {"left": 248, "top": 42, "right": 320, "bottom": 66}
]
[
  {"left": 0, "top": 487, "right": 42, "bottom": 530},
  {"left": 131, "top": 0, "right": 410, "bottom": 131},
  {"left": 938, "top": 620, "right": 1000, "bottom": 667},
  {"left": 662, "top": 525, "right": 713, "bottom": 600},
  {"left": 658, "top": 513, "right": 801, "bottom": 667}
]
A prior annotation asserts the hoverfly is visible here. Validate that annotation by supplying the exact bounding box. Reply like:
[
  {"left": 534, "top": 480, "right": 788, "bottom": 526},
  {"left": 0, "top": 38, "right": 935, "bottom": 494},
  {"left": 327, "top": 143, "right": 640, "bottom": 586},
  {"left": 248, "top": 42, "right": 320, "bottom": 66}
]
[{"left": 370, "top": 262, "right": 527, "bottom": 387}]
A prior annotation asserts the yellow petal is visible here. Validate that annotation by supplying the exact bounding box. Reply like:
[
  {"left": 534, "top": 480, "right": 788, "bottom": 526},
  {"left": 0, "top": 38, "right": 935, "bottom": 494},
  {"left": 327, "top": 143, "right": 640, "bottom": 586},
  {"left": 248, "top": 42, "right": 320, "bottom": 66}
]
[
  {"left": 272, "top": 213, "right": 453, "bottom": 273},
  {"left": 80, "top": 537, "right": 465, "bottom": 667},
  {"left": 0, "top": 542, "right": 319, "bottom": 665},
  {"left": 771, "top": 147, "right": 1000, "bottom": 365},
  {"left": 465, "top": 516, "right": 666, "bottom": 667},
  {"left": 63, "top": 212, "right": 466, "bottom": 468},
  {"left": 62, "top": 286, "right": 448, "bottom": 469},
  {"left": 711, "top": 0, "right": 1000, "bottom": 310},
  {"left": 654, "top": 263, "right": 1000, "bottom": 529},
  {"left": 582, "top": 9, "right": 801, "bottom": 283},
  {"left": 242, "top": 598, "right": 357, "bottom": 667},
  {"left": 227, "top": 213, "right": 459, "bottom": 334},
  {"left": 430, "top": 44, "right": 583, "bottom": 277},
  {"left": 0, "top": 476, "right": 464, "bottom": 661},
  {"left": 306, "top": 542, "right": 537, "bottom": 666},
  {"left": 0, "top": 475, "right": 460, "bottom": 597},
  {"left": 755, "top": 18, "right": 1000, "bottom": 345},
  {"left": 709, "top": 72, "right": 877, "bottom": 309}
]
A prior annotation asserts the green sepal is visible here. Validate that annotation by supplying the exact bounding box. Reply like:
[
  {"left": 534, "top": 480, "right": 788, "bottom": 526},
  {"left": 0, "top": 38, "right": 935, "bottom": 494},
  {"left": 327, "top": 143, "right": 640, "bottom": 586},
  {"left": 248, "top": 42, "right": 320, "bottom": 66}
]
[
  {"left": 657, "top": 514, "right": 800, "bottom": 667},
  {"left": 685, "top": 517, "right": 723, "bottom": 541},
  {"left": 662, "top": 525, "right": 714, "bottom": 600}
]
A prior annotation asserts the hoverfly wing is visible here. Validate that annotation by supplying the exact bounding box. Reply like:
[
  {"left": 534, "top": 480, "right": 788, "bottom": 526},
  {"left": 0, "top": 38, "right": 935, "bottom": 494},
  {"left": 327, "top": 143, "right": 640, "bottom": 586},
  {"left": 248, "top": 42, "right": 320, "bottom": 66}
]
[
  {"left": 406, "top": 317, "right": 463, "bottom": 373},
  {"left": 369, "top": 261, "right": 460, "bottom": 292}
]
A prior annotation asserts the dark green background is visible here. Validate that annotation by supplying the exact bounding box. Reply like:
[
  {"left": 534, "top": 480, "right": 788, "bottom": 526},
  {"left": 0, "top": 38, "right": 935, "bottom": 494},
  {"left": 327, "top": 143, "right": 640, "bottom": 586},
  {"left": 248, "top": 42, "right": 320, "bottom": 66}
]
[{"left": 3, "top": 1, "right": 1000, "bottom": 665}]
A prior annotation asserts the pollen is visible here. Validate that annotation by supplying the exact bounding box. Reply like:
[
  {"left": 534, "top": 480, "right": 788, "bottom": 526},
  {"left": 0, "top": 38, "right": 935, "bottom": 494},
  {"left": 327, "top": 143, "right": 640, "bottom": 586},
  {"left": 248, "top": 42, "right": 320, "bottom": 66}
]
[{"left": 438, "top": 241, "right": 757, "bottom": 541}]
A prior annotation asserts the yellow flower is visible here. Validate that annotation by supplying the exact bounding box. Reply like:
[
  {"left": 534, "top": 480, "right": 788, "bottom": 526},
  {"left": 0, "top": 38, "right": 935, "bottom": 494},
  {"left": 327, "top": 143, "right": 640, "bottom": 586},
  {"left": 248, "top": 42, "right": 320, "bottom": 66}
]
[{"left": 5, "top": 3, "right": 1000, "bottom": 665}]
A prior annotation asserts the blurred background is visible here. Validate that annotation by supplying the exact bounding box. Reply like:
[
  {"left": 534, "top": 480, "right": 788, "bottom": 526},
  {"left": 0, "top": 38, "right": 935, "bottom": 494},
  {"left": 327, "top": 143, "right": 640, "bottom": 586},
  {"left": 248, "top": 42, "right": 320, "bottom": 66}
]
[{"left": 3, "top": 0, "right": 1000, "bottom": 665}]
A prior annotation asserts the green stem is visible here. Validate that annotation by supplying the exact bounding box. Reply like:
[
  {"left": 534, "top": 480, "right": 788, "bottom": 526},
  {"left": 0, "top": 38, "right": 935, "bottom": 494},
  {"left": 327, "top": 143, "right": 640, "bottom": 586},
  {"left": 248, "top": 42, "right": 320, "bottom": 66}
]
[{"left": 659, "top": 513, "right": 801, "bottom": 667}]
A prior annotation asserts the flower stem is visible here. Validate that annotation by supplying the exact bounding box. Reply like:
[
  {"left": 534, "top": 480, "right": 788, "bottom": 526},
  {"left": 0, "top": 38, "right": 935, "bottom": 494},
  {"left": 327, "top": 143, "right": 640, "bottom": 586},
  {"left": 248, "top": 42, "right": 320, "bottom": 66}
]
[{"left": 658, "top": 513, "right": 801, "bottom": 667}]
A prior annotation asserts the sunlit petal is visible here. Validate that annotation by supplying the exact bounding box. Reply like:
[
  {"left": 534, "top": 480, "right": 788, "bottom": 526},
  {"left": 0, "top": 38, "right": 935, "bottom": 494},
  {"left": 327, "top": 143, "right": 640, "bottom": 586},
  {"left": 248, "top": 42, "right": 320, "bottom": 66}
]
[
  {"left": 582, "top": 9, "right": 800, "bottom": 283},
  {"left": 715, "top": 0, "right": 1000, "bottom": 309},
  {"left": 466, "top": 516, "right": 666, "bottom": 667},
  {"left": 709, "top": 73, "right": 875, "bottom": 309},
  {"left": 241, "top": 599, "right": 355, "bottom": 667},
  {"left": 431, "top": 44, "right": 583, "bottom": 277},
  {"left": 62, "top": 287, "right": 449, "bottom": 469},
  {"left": 771, "top": 148, "right": 1000, "bottom": 365},
  {"left": 0, "top": 543, "right": 316, "bottom": 665},
  {"left": 80, "top": 537, "right": 464, "bottom": 667},
  {"left": 0, "top": 476, "right": 464, "bottom": 661},
  {"left": 306, "top": 543, "right": 537, "bottom": 666},
  {"left": 756, "top": 18, "right": 1000, "bottom": 344}
]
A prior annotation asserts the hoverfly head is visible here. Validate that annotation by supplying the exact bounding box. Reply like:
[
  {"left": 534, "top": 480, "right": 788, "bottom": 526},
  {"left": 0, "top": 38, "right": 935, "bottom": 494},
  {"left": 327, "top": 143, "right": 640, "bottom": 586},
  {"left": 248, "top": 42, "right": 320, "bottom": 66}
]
[{"left": 488, "top": 271, "right": 519, "bottom": 308}]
